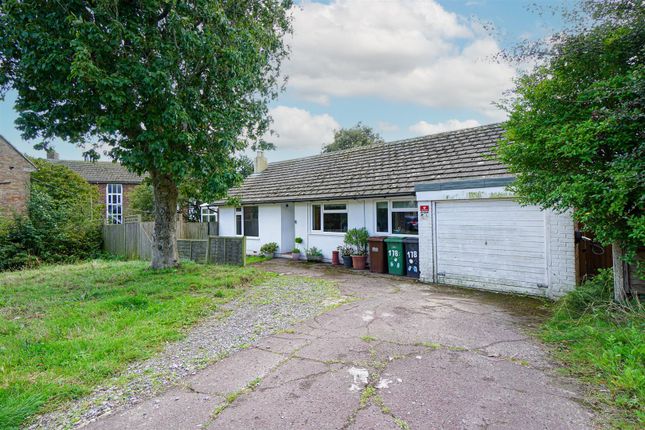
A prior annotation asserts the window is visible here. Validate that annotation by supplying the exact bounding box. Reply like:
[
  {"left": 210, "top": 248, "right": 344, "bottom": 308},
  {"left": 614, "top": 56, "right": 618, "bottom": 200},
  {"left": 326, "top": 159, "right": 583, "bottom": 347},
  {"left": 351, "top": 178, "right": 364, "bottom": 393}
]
[
  {"left": 312, "top": 204, "right": 321, "bottom": 230},
  {"left": 311, "top": 203, "right": 348, "bottom": 233},
  {"left": 106, "top": 183, "right": 123, "bottom": 224},
  {"left": 235, "top": 208, "right": 242, "bottom": 235},
  {"left": 375, "top": 200, "right": 418, "bottom": 235},
  {"left": 391, "top": 200, "right": 418, "bottom": 235},
  {"left": 200, "top": 206, "right": 217, "bottom": 223},
  {"left": 376, "top": 201, "right": 388, "bottom": 233},
  {"left": 243, "top": 206, "right": 259, "bottom": 237}
]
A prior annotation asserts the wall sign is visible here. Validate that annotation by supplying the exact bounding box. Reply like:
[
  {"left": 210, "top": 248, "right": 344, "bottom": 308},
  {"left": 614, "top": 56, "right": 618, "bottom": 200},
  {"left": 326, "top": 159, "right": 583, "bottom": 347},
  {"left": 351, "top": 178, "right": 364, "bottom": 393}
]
[{"left": 419, "top": 205, "right": 430, "bottom": 214}]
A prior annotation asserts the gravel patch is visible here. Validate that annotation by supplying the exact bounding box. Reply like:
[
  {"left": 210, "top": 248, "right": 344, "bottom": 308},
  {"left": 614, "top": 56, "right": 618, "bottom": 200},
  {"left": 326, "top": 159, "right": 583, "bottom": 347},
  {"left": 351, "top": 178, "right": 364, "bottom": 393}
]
[{"left": 28, "top": 274, "right": 348, "bottom": 430}]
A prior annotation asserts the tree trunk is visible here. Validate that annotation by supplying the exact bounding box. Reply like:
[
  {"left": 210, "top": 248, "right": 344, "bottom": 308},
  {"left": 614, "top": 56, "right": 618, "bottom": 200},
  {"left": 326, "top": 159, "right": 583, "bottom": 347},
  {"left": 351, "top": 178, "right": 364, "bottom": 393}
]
[
  {"left": 151, "top": 170, "right": 179, "bottom": 269},
  {"left": 612, "top": 241, "right": 629, "bottom": 303}
]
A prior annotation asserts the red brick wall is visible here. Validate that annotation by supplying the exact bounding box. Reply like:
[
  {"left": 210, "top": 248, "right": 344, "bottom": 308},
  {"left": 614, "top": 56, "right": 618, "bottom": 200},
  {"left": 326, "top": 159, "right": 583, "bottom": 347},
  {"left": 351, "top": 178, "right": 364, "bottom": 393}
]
[{"left": 0, "top": 139, "right": 34, "bottom": 216}]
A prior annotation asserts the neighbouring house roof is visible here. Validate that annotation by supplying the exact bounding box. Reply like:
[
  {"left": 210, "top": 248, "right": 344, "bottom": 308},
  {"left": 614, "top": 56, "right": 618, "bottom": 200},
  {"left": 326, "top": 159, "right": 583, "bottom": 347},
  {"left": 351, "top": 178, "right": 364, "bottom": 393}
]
[
  {"left": 0, "top": 135, "right": 37, "bottom": 170},
  {"left": 223, "top": 123, "right": 511, "bottom": 205},
  {"left": 48, "top": 160, "right": 145, "bottom": 184}
]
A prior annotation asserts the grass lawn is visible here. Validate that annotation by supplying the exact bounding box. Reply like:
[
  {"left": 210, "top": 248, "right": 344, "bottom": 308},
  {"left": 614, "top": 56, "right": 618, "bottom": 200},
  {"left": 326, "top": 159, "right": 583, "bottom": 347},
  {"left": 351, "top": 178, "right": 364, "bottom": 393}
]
[
  {"left": 541, "top": 269, "right": 644, "bottom": 428},
  {"left": 0, "top": 259, "right": 269, "bottom": 429}
]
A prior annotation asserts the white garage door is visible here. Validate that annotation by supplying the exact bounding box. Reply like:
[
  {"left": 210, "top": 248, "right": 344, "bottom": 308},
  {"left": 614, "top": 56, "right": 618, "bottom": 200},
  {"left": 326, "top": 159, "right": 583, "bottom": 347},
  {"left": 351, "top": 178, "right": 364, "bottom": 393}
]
[{"left": 435, "top": 199, "right": 547, "bottom": 294}]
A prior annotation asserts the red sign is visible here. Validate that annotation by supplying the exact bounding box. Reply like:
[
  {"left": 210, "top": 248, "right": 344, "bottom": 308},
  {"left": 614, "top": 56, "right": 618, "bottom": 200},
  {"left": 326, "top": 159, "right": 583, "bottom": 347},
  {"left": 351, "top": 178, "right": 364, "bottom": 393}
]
[{"left": 420, "top": 205, "right": 430, "bottom": 213}]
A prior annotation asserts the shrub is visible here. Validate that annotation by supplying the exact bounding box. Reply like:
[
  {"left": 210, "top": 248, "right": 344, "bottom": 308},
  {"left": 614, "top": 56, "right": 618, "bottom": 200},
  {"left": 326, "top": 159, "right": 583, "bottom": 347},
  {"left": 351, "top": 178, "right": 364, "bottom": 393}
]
[
  {"left": 306, "top": 247, "right": 323, "bottom": 257},
  {"left": 0, "top": 160, "right": 103, "bottom": 271},
  {"left": 344, "top": 228, "right": 369, "bottom": 255},
  {"left": 260, "top": 242, "right": 278, "bottom": 255}
]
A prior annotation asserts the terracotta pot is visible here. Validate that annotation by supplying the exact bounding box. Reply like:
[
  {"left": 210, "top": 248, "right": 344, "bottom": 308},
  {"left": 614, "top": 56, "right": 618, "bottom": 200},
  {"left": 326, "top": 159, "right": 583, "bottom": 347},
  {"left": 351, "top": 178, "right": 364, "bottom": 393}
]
[
  {"left": 292, "top": 252, "right": 301, "bottom": 261},
  {"left": 351, "top": 255, "right": 367, "bottom": 270},
  {"left": 341, "top": 255, "right": 353, "bottom": 268},
  {"left": 331, "top": 250, "right": 340, "bottom": 265}
]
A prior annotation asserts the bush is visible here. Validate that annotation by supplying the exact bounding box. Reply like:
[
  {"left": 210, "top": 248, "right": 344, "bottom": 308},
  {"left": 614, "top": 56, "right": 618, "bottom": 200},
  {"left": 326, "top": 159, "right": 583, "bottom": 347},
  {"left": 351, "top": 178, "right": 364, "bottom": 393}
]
[
  {"left": 260, "top": 242, "right": 278, "bottom": 255},
  {"left": 0, "top": 160, "right": 103, "bottom": 271},
  {"left": 344, "top": 228, "right": 369, "bottom": 255},
  {"left": 542, "top": 269, "right": 644, "bottom": 427}
]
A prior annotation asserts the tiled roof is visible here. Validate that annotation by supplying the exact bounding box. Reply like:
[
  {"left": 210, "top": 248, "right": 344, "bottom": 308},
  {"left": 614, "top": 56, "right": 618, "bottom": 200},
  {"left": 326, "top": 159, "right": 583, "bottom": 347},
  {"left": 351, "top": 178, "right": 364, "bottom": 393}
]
[
  {"left": 48, "top": 160, "right": 145, "bottom": 184},
  {"left": 225, "top": 123, "right": 510, "bottom": 205}
]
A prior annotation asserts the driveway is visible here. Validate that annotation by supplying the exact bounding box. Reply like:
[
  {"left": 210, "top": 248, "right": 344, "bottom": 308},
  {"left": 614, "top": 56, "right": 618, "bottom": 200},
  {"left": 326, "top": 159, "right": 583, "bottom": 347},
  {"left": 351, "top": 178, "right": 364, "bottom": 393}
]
[{"left": 86, "top": 260, "right": 592, "bottom": 430}]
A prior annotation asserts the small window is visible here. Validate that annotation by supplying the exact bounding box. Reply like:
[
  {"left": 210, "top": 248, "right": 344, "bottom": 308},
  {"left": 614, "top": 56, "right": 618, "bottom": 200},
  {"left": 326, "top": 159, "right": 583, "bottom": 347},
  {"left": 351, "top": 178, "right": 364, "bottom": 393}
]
[
  {"left": 312, "top": 204, "right": 321, "bottom": 231},
  {"left": 324, "top": 204, "right": 346, "bottom": 211},
  {"left": 243, "top": 206, "right": 259, "bottom": 237},
  {"left": 392, "top": 200, "right": 416, "bottom": 209},
  {"left": 376, "top": 201, "right": 388, "bottom": 233},
  {"left": 324, "top": 212, "right": 347, "bottom": 232},
  {"left": 235, "top": 208, "right": 242, "bottom": 236},
  {"left": 201, "top": 207, "right": 217, "bottom": 223}
]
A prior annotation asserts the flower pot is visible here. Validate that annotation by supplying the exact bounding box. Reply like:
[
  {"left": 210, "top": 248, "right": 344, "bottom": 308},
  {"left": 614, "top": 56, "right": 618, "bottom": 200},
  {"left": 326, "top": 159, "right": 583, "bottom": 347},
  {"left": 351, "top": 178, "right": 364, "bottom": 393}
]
[
  {"left": 341, "top": 255, "right": 353, "bottom": 268},
  {"left": 307, "top": 255, "right": 323, "bottom": 263},
  {"left": 331, "top": 250, "right": 340, "bottom": 265},
  {"left": 351, "top": 255, "right": 367, "bottom": 270},
  {"left": 262, "top": 252, "right": 274, "bottom": 259},
  {"left": 292, "top": 252, "right": 301, "bottom": 261}
]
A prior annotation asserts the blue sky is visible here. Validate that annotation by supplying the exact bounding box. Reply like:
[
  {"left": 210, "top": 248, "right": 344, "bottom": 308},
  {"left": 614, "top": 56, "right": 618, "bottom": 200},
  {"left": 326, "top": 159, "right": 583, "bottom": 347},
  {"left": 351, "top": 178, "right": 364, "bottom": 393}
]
[{"left": 1, "top": 0, "right": 568, "bottom": 162}]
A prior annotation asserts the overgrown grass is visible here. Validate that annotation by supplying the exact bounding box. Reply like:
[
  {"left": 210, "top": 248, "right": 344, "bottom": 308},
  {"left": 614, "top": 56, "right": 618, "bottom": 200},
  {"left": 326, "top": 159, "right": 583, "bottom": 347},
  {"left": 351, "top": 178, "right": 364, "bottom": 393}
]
[
  {"left": 0, "top": 260, "right": 269, "bottom": 429},
  {"left": 541, "top": 269, "right": 644, "bottom": 428}
]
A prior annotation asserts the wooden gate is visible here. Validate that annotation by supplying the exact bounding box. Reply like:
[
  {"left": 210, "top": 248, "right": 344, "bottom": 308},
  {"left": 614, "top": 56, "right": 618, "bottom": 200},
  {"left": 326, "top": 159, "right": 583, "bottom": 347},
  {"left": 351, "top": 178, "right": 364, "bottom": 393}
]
[{"left": 575, "top": 224, "right": 613, "bottom": 283}]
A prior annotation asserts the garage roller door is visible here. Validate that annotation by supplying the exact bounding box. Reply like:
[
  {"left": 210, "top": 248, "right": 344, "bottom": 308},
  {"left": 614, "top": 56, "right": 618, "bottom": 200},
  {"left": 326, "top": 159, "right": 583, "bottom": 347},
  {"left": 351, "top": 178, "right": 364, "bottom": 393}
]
[{"left": 435, "top": 199, "right": 547, "bottom": 293}]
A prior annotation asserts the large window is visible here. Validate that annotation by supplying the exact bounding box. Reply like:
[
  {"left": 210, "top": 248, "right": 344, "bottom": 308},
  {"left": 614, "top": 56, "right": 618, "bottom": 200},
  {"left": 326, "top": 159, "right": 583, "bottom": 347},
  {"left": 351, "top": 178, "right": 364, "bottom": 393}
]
[
  {"left": 106, "top": 183, "right": 123, "bottom": 224},
  {"left": 311, "top": 203, "right": 348, "bottom": 233},
  {"left": 235, "top": 206, "right": 258, "bottom": 237},
  {"left": 375, "top": 200, "right": 418, "bottom": 235}
]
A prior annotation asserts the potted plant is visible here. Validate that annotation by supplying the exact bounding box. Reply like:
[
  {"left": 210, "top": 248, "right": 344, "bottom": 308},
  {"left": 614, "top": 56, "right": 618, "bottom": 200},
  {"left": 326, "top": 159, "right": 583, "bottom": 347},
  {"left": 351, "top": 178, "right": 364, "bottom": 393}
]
[
  {"left": 292, "top": 237, "right": 304, "bottom": 260},
  {"left": 345, "top": 227, "right": 369, "bottom": 270},
  {"left": 306, "top": 246, "right": 323, "bottom": 262},
  {"left": 337, "top": 244, "right": 354, "bottom": 268},
  {"left": 260, "top": 242, "right": 278, "bottom": 259}
]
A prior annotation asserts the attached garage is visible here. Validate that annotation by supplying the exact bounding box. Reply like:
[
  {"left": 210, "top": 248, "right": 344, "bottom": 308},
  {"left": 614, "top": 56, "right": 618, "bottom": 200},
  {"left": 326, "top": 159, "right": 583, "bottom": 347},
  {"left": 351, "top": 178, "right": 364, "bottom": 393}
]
[
  {"left": 434, "top": 200, "right": 547, "bottom": 295},
  {"left": 416, "top": 179, "right": 576, "bottom": 298}
]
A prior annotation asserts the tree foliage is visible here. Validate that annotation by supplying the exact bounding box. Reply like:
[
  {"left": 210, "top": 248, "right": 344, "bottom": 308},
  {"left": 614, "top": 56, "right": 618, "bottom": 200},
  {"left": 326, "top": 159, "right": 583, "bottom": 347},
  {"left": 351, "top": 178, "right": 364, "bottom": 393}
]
[
  {"left": 0, "top": 159, "right": 103, "bottom": 270},
  {"left": 322, "top": 123, "right": 384, "bottom": 153},
  {"left": 496, "top": 0, "right": 644, "bottom": 263},
  {"left": 0, "top": 1, "right": 293, "bottom": 267}
]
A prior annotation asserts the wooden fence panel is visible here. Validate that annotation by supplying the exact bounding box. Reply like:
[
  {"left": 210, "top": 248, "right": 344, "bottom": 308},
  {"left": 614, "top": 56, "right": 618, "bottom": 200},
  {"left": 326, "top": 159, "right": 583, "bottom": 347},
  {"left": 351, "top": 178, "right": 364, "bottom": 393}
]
[
  {"left": 207, "top": 236, "right": 246, "bottom": 266},
  {"left": 124, "top": 222, "right": 140, "bottom": 259}
]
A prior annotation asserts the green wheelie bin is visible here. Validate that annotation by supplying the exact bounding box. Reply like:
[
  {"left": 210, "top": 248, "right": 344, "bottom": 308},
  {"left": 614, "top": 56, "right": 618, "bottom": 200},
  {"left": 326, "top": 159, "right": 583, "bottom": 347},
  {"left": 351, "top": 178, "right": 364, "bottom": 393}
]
[{"left": 384, "top": 237, "right": 405, "bottom": 276}]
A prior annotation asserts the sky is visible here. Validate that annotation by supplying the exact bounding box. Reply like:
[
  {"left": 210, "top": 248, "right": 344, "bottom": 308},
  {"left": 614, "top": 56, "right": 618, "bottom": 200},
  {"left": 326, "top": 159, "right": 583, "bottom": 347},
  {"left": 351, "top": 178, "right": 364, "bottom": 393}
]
[{"left": 0, "top": 0, "right": 568, "bottom": 163}]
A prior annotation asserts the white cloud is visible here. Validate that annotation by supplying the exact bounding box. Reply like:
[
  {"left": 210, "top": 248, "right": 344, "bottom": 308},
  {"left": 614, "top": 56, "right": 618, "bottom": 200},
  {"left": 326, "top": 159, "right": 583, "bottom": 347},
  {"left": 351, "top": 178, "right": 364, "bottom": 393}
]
[
  {"left": 409, "top": 119, "right": 481, "bottom": 136},
  {"left": 377, "top": 121, "right": 399, "bottom": 133},
  {"left": 285, "top": 0, "right": 515, "bottom": 118},
  {"left": 266, "top": 106, "right": 339, "bottom": 149}
]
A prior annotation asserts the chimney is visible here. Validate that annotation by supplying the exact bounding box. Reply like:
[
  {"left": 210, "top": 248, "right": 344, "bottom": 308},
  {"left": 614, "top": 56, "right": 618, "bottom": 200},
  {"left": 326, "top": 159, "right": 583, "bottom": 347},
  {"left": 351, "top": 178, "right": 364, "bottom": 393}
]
[
  {"left": 254, "top": 150, "right": 268, "bottom": 174},
  {"left": 46, "top": 148, "right": 59, "bottom": 160}
]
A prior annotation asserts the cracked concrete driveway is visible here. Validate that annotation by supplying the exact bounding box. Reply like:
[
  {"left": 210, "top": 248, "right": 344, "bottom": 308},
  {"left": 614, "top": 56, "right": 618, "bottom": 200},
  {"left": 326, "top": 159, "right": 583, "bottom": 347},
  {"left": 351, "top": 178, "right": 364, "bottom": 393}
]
[{"left": 86, "top": 260, "right": 593, "bottom": 430}]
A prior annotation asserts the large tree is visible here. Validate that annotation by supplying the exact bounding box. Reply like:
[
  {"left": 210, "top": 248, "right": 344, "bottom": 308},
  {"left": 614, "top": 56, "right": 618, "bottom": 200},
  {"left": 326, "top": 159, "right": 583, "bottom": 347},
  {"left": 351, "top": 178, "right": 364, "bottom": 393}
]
[
  {"left": 0, "top": 0, "right": 292, "bottom": 268},
  {"left": 322, "top": 122, "right": 384, "bottom": 153},
  {"left": 496, "top": 0, "right": 644, "bottom": 300}
]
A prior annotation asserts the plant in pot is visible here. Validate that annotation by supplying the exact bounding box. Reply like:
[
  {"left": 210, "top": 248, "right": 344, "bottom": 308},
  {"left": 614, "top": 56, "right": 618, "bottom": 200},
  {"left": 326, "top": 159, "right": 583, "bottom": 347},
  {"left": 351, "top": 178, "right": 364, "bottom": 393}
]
[
  {"left": 345, "top": 227, "right": 369, "bottom": 270},
  {"left": 337, "top": 244, "right": 354, "bottom": 268},
  {"left": 260, "top": 242, "right": 278, "bottom": 259},
  {"left": 292, "top": 237, "right": 303, "bottom": 260},
  {"left": 306, "top": 246, "right": 323, "bottom": 262}
]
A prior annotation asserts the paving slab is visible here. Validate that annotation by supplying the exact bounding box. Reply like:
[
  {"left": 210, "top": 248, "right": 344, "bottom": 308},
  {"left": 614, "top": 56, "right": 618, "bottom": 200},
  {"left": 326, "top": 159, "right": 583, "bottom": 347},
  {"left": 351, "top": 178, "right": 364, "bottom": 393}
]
[{"left": 85, "top": 388, "right": 223, "bottom": 430}]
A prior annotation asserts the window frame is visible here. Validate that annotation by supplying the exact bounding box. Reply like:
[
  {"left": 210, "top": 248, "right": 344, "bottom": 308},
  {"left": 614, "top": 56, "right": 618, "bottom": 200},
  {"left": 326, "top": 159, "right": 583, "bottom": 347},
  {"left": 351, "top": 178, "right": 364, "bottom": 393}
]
[
  {"left": 374, "top": 199, "right": 419, "bottom": 236},
  {"left": 106, "top": 183, "right": 123, "bottom": 224},
  {"left": 234, "top": 206, "right": 259, "bottom": 238},
  {"left": 200, "top": 206, "right": 217, "bottom": 223},
  {"left": 310, "top": 202, "right": 349, "bottom": 234}
]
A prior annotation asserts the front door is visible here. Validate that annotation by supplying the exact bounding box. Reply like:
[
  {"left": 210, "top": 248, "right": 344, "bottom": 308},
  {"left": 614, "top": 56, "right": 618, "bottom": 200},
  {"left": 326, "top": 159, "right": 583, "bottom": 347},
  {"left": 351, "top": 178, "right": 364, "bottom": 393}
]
[{"left": 281, "top": 203, "right": 295, "bottom": 254}]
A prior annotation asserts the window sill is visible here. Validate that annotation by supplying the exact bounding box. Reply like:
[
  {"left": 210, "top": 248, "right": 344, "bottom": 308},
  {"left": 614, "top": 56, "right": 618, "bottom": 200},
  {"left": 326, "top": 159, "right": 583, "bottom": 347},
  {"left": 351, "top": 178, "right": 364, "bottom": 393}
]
[{"left": 309, "top": 231, "right": 347, "bottom": 237}]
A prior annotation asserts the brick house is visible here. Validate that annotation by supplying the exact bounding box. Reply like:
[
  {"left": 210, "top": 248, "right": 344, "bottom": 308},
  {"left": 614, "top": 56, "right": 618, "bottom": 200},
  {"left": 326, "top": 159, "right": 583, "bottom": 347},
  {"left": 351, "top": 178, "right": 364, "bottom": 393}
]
[
  {"left": 0, "top": 135, "right": 36, "bottom": 216},
  {"left": 47, "top": 153, "right": 145, "bottom": 224}
]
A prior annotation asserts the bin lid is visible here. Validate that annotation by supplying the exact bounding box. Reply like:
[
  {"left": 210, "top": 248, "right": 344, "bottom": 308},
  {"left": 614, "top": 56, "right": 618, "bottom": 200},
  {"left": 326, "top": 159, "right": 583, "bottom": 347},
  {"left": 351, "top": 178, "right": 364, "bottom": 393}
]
[
  {"left": 368, "top": 236, "right": 387, "bottom": 242},
  {"left": 384, "top": 236, "right": 405, "bottom": 243},
  {"left": 403, "top": 237, "right": 419, "bottom": 244}
]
